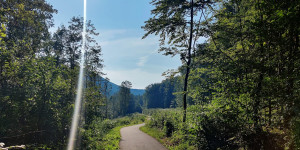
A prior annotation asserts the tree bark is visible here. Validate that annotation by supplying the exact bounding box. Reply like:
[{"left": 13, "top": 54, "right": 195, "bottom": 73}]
[{"left": 183, "top": 0, "right": 193, "bottom": 123}]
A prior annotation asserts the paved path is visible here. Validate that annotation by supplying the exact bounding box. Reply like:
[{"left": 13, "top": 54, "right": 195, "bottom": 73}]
[{"left": 120, "top": 123, "right": 167, "bottom": 150}]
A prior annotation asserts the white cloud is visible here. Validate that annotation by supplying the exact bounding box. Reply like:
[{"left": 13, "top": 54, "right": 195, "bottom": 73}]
[
  {"left": 137, "top": 56, "right": 148, "bottom": 67},
  {"left": 98, "top": 30, "right": 163, "bottom": 69},
  {"left": 98, "top": 29, "right": 127, "bottom": 40},
  {"left": 100, "top": 36, "right": 159, "bottom": 51},
  {"left": 97, "top": 29, "right": 182, "bottom": 89}
]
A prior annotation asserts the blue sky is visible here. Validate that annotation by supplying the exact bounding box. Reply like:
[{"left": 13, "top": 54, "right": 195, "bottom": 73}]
[{"left": 47, "top": 0, "right": 182, "bottom": 89}]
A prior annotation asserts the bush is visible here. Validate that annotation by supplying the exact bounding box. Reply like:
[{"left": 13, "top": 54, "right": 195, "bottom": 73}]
[
  {"left": 142, "top": 109, "right": 196, "bottom": 149},
  {"left": 292, "top": 118, "right": 300, "bottom": 149},
  {"left": 164, "top": 119, "right": 174, "bottom": 137},
  {"left": 142, "top": 107, "right": 243, "bottom": 149},
  {"left": 81, "top": 113, "right": 146, "bottom": 149}
]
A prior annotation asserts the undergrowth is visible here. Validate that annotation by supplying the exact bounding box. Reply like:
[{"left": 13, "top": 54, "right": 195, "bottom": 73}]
[{"left": 81, "top": 113, "right": 146, "bottom": 150}]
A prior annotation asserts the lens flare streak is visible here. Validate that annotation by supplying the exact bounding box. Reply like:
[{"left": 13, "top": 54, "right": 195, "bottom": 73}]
[{"left": 67, "top": 0, "right": 87, "bottom": 150}]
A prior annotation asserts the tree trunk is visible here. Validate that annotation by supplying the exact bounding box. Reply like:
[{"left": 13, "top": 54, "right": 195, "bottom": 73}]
[
  {"left": 268, "top": 98, "right": 271, "bottom": 126},
  {"left": 183, "top": 0, "right": 193, "bottom": 123},
  {"left": 254, "top": 73, "right": 263, "bottom": 127}
]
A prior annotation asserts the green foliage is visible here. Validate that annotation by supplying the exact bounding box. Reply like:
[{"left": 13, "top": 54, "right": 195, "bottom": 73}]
[
  {"left": 144, "top": 77, "right": 182, "bottom": 109},
  {"left": 107, "top": 81, "right": 144, "bottom": 118},
  {"left": 142, "top": 109, "right": 198, "bottom": 150},
  {"left": 189, "top": 0, "right": 299, "bottom": 148},
  {"left": 81, "top": 114, "right": 146, "bottom": 150},
  {"left": 139, "top": 126, "right": 165, "bottom": 143},
  {"left": 1, "top": 0, "right": 299, "bottom": 149},
  {"left": 292, "top": 118, "right": 300, "bottom": 149},
  {"left": 119, "top": 81, "right": 132, "bottom": 116},
  {"left": 143, "top": 0, "right": 300, "bottom": 149},
  {"left": 0, "top": 0, "right": 105, "bottom": 149},
  {"left": 143, "top": 0, "right": 215, "bottom": 122},
  {"left": 100, "top": 126, "right": 122, "bottom": 150}
]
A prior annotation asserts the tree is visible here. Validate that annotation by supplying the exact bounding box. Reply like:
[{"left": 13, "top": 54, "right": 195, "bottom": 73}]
[
  {"left": 51, "top": 16, "right": 104, "bottom": 122},
  {"left": 143, "top": 77, "right": 180, "bottom": 109},
  {"left": 187, "top": 0, "right": 300, "bottom": 148},
  {"left": 51, "top": 25, "right": 67, "bottom": 67},
  {"left": 119, "top": 81, "right": 132, "bottom": 116},
  {"left": 0, "top": 0, "right": 59, "bottom": 146},
  {"left": 145, "top": 83, "right": 163, "bottom": 108},
  {"left": 0, "top": 0, "right": 106, "bottom": 147},
  {"left": 102, "top": 77, "right": 112, "bottom": 118},
  {"left": 142, "top": 0, "right": 214, "bottom": 122}
]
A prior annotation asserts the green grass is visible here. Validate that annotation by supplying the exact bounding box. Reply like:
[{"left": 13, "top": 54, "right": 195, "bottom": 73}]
[
  {"left": 100, "top": 125, "right": 124, "bottom": 150},
  {"left": 140, "top": 126, "right": 165, "bottom": 144},
  {"left": 140, "top": 125, "right": 196, "bottom": 150},
  {"left": 141, "top": 109, "right": 197, "bottom": 150},
  {"left": 102, "top": 120, "right": 149, "bottom": 150},
  {"left": 82, "top": 113, "right": 146, "bottom": 150}
]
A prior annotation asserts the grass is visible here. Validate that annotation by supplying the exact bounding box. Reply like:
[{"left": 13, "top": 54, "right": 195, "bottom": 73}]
[
  {"left": 141, "top": 109, "right": 196, "bottom": 150},
  {"left": 140, "top": 126, "right": 165, "bottom": 144},
  {"left": 140, "top": 125, "right": 196, "bottom": 150},
  {"left": 100, "top": 125, "right": 124, "bottom": 150},
  {"left": 83, "top": 113, "right": 146, "bottom": 150}
]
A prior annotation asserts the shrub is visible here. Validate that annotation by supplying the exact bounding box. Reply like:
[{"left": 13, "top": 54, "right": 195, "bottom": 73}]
[{"left": 81, "top": 113, "right": 146, "bottom": 149}]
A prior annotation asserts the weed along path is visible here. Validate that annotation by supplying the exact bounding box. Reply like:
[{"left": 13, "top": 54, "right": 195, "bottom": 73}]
[{"left": 120, "top": 123, "right": 167, "bottom": 150}]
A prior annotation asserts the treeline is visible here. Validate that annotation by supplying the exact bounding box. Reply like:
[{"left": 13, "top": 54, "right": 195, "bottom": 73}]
[
  {"left": 107, "top": 81, "right": 143, "bottom": 118},
  {"left": 142, "top": 0, "right": 300, "bottom": 149},
  {"left": 144, "top": 76, "right": 181, "bottom": 108}
]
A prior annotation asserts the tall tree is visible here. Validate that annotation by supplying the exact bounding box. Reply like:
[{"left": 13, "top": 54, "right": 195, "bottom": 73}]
[
  {"left": 51, "top": 25, "right": 67, "bottom": 67},
  {"left": 102, "top": 77, "right": 112, "bottom": 118},
  {"left": 142, "top": 0, "right": 214, "bottom": 122},
  {"left": 119, "top": 81, "right": 132, "bottom": 116}
]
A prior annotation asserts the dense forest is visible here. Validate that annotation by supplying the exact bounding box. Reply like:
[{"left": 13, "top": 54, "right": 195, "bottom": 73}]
[
  {"left": 141, "top": 0, "right": 300, "bottom": 149},
  {"left": 0, "top": 0, "right": 299, "bottom": 149},
  {"left": 0, "top": 0, "right": 142, "bottom": 149}
]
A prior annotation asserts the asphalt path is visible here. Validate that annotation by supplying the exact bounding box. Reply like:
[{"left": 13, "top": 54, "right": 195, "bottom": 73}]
[{"left": 119, "top": 123, "right": 167, "bottom": 150}]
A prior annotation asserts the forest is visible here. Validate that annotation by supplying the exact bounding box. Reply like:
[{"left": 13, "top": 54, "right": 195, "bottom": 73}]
[{"left": 0, "top": 0, "right": 299, "bottom": 149}]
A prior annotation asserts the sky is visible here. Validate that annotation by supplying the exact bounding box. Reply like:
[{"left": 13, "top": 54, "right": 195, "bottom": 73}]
[{"left": 46, "top": 0, "right": 182, "bottom": 89}]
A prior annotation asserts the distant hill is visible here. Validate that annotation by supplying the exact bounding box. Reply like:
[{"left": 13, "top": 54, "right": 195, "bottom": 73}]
[
  {"left": 130, "top": 88, "right": 145, "bottom": 96},
  {"left": 99, "top": 78, "right": 145, "bottom": 96}
]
